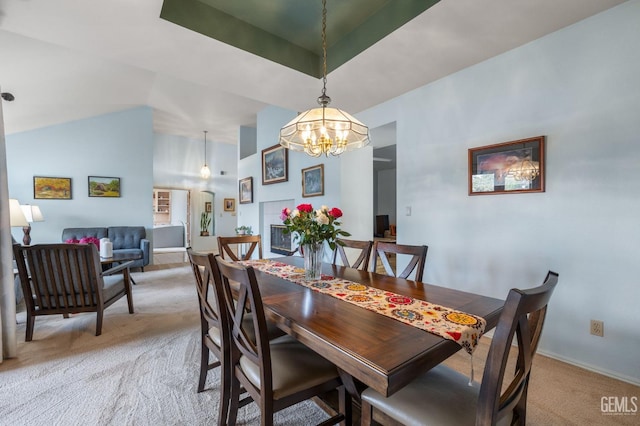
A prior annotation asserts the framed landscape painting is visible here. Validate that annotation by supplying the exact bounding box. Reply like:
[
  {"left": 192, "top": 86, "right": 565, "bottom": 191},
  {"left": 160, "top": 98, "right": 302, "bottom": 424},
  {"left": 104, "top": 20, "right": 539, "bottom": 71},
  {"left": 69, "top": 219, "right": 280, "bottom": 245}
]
[
  {"left": 34, "top": 176, "right": 72, "bottom": 199},
  {"left": 262, "top": 144, "right": 288, "bottom": 185},
  {"left": 239, "top": 177, "right": 253, "bottom": 204},
  {"left": 302, "top": 164, "right": 324, "bottom": 197},
  {"left": 88, "top": 176, "right": 121, "bottom": 197},
  {"left": 468, "top": 136, "right": 545, "bottom": 195}
]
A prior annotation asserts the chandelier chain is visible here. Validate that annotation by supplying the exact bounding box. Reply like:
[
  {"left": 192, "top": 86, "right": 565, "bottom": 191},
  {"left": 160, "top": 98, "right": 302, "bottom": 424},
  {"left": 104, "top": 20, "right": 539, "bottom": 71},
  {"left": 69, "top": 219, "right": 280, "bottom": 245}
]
[{"left": 321, "top": 0, "right": 327, "bottom": 97}]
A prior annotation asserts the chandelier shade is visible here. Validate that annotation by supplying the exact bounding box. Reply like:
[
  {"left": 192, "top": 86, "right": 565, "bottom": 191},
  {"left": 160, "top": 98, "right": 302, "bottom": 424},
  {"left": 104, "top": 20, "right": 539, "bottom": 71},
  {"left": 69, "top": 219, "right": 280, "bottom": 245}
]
[{"left": 279, "top": 0, "right": 370, "bottom": 157}]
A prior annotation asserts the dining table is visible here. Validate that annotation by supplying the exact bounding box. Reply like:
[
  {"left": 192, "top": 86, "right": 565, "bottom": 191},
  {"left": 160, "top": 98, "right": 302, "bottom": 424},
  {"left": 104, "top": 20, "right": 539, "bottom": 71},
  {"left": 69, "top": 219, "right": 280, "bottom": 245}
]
[{"left": 249, "top": 256, "right": 505, "bottom": 399}]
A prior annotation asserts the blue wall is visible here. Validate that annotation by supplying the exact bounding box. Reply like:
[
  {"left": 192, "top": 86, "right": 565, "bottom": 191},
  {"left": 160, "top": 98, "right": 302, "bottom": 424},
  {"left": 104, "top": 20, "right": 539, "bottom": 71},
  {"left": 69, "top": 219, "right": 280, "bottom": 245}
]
[{"left": 7, "top": 107, "right": 154, "bottom": 244}]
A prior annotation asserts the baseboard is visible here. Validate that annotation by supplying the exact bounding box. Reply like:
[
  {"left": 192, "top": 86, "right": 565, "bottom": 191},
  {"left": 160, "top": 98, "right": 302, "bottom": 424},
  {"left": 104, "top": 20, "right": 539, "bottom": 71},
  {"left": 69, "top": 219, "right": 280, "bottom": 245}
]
[{"left": 535, "top": 349, "right": 640, "bottom": 387}]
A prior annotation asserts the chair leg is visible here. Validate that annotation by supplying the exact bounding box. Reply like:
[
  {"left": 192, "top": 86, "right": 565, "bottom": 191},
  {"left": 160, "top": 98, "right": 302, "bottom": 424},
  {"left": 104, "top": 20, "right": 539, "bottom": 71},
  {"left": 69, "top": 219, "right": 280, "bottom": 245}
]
[
  {"left": 227, "top": 376, "right": 241, "bottom": 426},
  {"left": 96, "top": 310, "right": 104, "bottom": 336},
  {"left": 124, "top": 269, "right": 135, "bottom": 313},
  {"left": 217, "top": 350, "right": 231, "bottom": 426},
  {"left": 338, "top": 386, "right": 352, "bottom": 426},
  {"left": 360, "top": 399, "right": 374, "bottom": 426},
  {"left": 25, "top": 313, "right": 35, "bottom": 342},
  {"left": 198, "top": 344, "right": 209, "bottom": 393}
]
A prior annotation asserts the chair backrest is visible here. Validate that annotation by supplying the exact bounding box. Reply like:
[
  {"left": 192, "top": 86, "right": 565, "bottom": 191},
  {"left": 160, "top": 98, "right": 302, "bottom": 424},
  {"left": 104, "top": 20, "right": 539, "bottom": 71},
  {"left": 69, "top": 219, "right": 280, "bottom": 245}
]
[
  {"left": 370, "top": 241, "right": 428, "bottom": 281},
  {"left": 215, "top": 256, "right": 273, "bottom": 395},
  {"left": 217, "top": 235, "right": 262, "bottom": 261},
  {"left": 13, "top": 243, "right": 105, "bottom": 312},
  {"left": 332, "top": 238, "right": 373, "bottom": 270},
  {"left": 186, "top": 248, "right": 227, "bottom": 344},
  {"left": 477, "top": 271, "right": 559, "bottom": 425}
]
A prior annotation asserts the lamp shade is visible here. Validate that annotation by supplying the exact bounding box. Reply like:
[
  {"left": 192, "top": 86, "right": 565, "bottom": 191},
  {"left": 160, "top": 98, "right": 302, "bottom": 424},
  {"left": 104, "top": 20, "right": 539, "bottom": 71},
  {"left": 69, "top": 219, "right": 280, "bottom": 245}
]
[
  {"left": 20, "top": 204, "right": 44, "bottom": 223},
  {"left": 9, "top": 199, "right": 28, "bottom": 227}
]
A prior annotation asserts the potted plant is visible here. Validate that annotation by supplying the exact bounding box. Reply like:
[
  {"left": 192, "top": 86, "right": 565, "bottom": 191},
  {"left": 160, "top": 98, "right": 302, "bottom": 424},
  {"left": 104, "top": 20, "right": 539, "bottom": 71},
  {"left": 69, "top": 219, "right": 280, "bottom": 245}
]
[
  {"left": 235, "top": 225, "right": 252, "bottom": 235},
  {"left": 200, "top": 211, "right": 211, "bottom": 236}
]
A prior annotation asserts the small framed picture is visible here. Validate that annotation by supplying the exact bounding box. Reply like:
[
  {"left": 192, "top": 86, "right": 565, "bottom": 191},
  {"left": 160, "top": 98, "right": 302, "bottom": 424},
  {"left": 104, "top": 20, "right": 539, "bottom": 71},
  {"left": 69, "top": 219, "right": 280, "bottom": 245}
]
[
  {"left": 224, "top": 198, "right": 235, "bottom": 212},
  {"left": 34, "top": 176, "right": 72, "bottom": 200},
  {"left": 302, "top": 164, "right": 324, "bottom": 197},
  {"left": 88, "top": 176, "right": 121, "bottom": 197},
  {"left": 468, "top": 136, "right": 545, "bottom": 195},
  {"left": 239, "top": 177, "right": 253, "bottom": 204},
  {"left": 205, "top": 201, "right": 212, "bottom": 213},
  {"left": 262, "top": 144, "right": 288, "bottom": 185}
]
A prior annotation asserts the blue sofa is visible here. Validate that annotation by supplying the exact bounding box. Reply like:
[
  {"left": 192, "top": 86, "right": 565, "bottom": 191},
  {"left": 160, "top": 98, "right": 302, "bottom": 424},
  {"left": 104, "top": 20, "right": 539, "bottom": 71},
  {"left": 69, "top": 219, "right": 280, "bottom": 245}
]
[{"left": 61, "top": 226, "right": 150, "bottom": 270}]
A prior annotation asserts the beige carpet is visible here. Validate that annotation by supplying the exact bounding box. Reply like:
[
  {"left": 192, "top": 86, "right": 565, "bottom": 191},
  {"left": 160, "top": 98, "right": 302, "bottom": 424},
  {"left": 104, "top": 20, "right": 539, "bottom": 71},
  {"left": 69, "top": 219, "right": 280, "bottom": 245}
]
[
  {"left": 0, "top": 265, "right": 329, "bottom": 425},
  {"left": 2, "top": 264, "right": 638, "bottom": 425}
]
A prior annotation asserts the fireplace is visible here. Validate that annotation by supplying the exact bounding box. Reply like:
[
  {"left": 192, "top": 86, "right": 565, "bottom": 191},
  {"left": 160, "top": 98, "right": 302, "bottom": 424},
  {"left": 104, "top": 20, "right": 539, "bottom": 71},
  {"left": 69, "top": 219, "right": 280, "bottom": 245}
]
[{"left": 270, "top": 224, "right": 293, "bottom": 255}]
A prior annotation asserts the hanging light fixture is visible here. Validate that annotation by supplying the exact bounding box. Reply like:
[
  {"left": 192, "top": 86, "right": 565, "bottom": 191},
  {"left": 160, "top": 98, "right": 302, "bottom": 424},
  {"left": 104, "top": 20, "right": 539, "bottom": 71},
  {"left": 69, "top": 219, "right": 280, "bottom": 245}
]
[
  {"left": 279, "top": 0, "right": 370, "bottom": 157},
  {"left": 200, "top": 130, "right": 211, "bottom": 179}
]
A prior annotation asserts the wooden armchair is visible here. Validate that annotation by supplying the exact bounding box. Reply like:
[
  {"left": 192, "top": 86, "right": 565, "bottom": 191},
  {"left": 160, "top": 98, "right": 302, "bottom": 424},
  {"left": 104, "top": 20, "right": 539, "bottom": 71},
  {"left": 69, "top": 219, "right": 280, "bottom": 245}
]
[
  {"left": 13, "top": 243, "right": 134, "bottom": 341},
  {"left": 217, "top": 235, "right": 262, "bottom": 261}
]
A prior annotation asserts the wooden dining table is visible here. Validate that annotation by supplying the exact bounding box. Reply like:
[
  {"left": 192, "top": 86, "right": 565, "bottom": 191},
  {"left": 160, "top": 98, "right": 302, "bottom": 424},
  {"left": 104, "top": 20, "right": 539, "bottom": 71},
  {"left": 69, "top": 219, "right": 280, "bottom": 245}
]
[{"left": 252, "top": 256, "right": 505, "bottom": 398}]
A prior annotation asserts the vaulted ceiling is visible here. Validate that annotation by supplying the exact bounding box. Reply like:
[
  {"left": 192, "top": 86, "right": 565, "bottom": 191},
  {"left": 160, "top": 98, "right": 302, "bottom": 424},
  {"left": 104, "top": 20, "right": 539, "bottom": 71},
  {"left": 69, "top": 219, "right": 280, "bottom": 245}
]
[{"left": 0, "top": 0, "right": 627, "bottom": 144}]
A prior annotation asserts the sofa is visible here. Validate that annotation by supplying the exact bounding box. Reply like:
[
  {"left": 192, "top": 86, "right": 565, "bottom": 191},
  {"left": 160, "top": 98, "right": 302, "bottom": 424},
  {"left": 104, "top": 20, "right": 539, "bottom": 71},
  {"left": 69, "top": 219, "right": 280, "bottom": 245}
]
[{"left": 61, "top": 226, "right": 150, "bottom": 270}]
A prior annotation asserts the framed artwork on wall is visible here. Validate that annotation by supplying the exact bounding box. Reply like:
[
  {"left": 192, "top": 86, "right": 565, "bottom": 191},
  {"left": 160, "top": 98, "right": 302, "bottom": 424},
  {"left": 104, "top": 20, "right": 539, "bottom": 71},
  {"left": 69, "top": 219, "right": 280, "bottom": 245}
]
[
  {"left": 224, "top": 198, "right": 235, "bottom": 212},
  {"left": 239, "top": 177, "right": 253, "bottom": 204},
  {"left": 302, "top": 164, "right": 324, "bottom": 197},
  {"left": 468, "top": 136, "right": 545, "bottom": 195},
  {"left": 205, "top": 201, "right": 212, "bottom": 213},
  {"left": 33, "top": 176, "right": 72, "bottom": 199},
  {"left": 88, "top": 176, "right": 121, "bottom": 197},
  {"left": 262, "top": 144, "right": 288, "bottom": 185}
]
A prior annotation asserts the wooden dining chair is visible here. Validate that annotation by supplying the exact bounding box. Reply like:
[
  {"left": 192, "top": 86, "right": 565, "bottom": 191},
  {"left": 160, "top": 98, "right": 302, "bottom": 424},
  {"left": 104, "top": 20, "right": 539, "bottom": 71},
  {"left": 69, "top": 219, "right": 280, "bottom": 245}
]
[
  {"left": 13, "top": 243, "right": 134, "bottom": 341},
  {"left": 332, "top": 238, "right": 373, "bottom": 271},
  {"left": 370, "top": 241, "right": 428, "bottom": 281},
  {"left": 360, "top": 271, "right": 559, "bottom": 426},
  {"left": 215, "top": 256, "right": 350, "bottom": 426},
  {"left": 217, "top": 235, "right": 262, "bottom": 261},
  {"left": 187, "top": 248, "right": 285, "bottom": 425}
]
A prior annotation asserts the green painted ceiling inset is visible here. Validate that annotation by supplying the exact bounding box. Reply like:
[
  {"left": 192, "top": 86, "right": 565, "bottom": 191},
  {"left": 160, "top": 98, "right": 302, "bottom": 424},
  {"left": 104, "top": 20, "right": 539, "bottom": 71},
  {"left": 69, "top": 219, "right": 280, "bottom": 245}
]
[{"left": 160, "top": 0, "right": 440, "bottom": 78}]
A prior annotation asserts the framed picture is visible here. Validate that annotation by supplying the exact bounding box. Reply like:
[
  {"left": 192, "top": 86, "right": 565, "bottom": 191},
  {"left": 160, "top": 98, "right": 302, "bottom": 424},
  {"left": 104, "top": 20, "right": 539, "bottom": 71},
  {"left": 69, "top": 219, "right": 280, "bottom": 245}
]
[
  {"left": 468, "top": 136, "right": 545, "bottom": 195},
  {"left": 205, "top": 201, "right": 212, "bottom": 213},
  {"left": 33, "top": 176, "right": 72, "bottom": 199},
  {"left": 262, "top": 144, "right": 288, "bottom": 185},
  {"left": 88, "top": 176, "right": 121, "bottom": 197},
  {"left": 223, "top": 198, "right": 235, "bottom": 212},
  {"left": 239, "top": 177, "right": 253, "bottom": 204},
  {"left": 302, "top": 164, "right": 324, "bottom": 197}
]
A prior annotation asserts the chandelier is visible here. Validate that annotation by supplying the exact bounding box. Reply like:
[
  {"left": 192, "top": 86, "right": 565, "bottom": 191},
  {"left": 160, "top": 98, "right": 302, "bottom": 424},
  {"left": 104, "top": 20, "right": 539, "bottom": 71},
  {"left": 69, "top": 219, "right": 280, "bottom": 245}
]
[
  {"left": 279, "top": 0, "right": 370, "bottom": 157},
  {"left": 200, "top": 130, "right": 211, "bottom": 179}
]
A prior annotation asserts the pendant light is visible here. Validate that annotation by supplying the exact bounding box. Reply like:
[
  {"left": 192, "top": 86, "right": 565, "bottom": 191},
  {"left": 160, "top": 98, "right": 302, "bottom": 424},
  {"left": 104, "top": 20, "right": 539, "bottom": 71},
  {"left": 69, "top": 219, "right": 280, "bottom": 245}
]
[
  {"left": 200, "top": 130, "right": 211, "bottom": 179},
  {"left": 279, "top": 0, "right": 370, "bottom": 157}
]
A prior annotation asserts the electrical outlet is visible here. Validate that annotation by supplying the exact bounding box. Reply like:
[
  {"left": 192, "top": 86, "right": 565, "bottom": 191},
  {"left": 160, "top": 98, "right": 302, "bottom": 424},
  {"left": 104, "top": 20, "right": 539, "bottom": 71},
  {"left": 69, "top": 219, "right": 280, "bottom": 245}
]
[{"left": 590, "top": 320, "right": 604, "bottom": 337}]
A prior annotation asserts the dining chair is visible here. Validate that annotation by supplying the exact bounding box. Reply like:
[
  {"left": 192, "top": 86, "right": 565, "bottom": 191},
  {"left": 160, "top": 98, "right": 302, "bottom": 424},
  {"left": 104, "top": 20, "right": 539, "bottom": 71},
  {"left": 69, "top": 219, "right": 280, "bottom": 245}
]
[
  {"left": 215, "top": 256, "right": 350, "bottom": 426},
  {"left": 370, "top": 241, "right": 428, "bottom": 281},
  {"left": 360, "top": 270, "right": 559, "bottom": 426},
  {"left": 13, "top": 242, "right": 134, "bottom": 341},
  {"left": 217, "top": 235, "right": 262, "bottom": 261},
  {"left": 332, "top": 238, "right": 373, "bottom": 271},
  {"left": 187, "top": 248, "right": 285, "bottom": 425}
]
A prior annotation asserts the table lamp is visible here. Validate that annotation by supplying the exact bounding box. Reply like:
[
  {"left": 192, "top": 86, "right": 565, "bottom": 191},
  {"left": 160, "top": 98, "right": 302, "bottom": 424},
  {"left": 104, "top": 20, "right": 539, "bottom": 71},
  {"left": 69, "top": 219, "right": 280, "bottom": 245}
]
[
  {"left": 9, "top": 199, "right": 29, "bottom": 244},
  {"left": 20, "top": 204, "right": 44, "bottom": 245}
]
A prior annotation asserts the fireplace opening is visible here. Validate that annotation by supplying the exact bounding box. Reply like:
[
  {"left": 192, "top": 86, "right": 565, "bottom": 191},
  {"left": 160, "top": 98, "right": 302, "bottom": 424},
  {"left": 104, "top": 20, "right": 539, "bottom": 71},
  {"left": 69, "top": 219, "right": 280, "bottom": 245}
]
[{"left": 270, "top": 224, "right": 294, "bottom": 255}]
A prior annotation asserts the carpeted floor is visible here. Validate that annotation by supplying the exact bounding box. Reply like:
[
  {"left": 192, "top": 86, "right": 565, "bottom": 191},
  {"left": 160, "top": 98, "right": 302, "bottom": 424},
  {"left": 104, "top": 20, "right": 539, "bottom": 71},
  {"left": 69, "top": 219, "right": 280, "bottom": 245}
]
[
  {"left": 0, "top": 265, "right": 329, "bottom": 425},
  {"left": 1, "top": 264, "right": 638, "bottom": 425}
]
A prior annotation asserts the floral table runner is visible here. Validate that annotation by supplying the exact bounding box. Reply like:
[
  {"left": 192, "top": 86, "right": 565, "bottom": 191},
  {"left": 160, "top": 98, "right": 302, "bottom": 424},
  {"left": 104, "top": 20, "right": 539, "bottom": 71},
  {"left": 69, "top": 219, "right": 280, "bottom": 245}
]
[{"left": 240, "top": 259, "right": 486, "bottom": 355}]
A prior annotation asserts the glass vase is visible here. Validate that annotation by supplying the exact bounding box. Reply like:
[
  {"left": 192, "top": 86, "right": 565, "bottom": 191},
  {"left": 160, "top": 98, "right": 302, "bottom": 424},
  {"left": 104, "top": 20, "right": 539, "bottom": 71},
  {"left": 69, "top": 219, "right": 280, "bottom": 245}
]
[{"left": 302, "top": 242, "right": 323, "bottom": 280}]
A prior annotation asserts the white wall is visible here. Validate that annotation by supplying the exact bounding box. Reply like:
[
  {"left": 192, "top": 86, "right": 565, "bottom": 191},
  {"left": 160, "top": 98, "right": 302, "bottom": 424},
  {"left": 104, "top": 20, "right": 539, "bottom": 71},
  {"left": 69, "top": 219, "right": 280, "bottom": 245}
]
[
  {"left": 6, "top": 107, "right": 154, "bottom": 244},
  {"left": 355, "top": 1, "right": 640, "bottom": 383}
]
